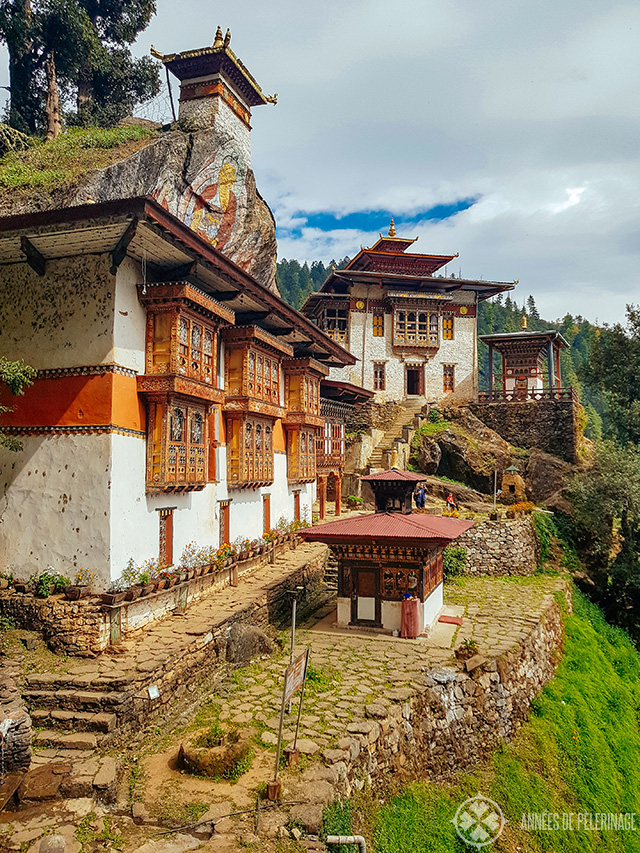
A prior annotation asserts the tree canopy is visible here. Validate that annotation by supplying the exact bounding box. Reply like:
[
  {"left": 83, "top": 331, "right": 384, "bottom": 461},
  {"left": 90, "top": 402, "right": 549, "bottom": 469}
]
[{"left": 0, "top": 0, "right": 159, "bottom": 136}]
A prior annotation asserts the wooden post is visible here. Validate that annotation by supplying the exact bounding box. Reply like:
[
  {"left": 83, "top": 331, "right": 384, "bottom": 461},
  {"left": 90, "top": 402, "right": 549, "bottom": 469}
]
[
  {"left": 488, "top": 344, "right": 494, "bottom": 400},
  {"left": 334, "top": 475, "right": 342, "bottom": 517},
  {"left": 547, "top": 340, "right": 555, "bottom": 392},
  {"left": 555, "top": 345, "right": 562, "bottom": 392},
  {"left": 318, "top": 476, "right": 326, "bottom": 520}
]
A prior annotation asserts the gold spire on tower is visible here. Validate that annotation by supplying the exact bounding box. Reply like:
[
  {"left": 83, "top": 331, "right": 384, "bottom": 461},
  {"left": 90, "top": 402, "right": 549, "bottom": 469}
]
[
  {"left": 388, "top": 218, "right": 396, "bottom": 237},
  {"left": 213, "top": 26, "right": 224, "bottom": 48},
  {"left": 521, "top": 314, "right": 528, "bottom": 330}
]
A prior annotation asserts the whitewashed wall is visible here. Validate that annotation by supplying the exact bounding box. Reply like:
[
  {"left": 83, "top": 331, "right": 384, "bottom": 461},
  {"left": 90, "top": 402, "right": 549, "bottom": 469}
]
[
  {"left": 0, "top": 434, "right": 112, "bottom": 582},
  {"left": 326, "top": 286, "right": 478, "bottom": 403}
]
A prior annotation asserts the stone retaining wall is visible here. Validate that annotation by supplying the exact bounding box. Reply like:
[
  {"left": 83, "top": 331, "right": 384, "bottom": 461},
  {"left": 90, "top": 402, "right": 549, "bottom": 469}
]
[
  {"left": 0, "top": 539, "right": 301, "bottom": 657},
  {"left": 0, "top": 675, "right": 31, "bottom": 773},
  {"left": 117, "top": 544, "right": 331, "bottom": 733},
  {"left": 304, "top": 584, "right": 570, "bottom": 809},
  {"left": 454, "top": 517, "right": 539, "bottom": 576},
  {"left": 470, "top": 399, "right": 580, "bottom": 463}
]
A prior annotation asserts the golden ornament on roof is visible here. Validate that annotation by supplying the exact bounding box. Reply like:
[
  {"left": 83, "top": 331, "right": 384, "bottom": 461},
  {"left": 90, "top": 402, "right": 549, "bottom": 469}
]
[
  {"left": 389, "top": 218, "right": 396, "bottom": 237},
  {"left": 213, "top": 26, "right": 224, "bottom": 49}
]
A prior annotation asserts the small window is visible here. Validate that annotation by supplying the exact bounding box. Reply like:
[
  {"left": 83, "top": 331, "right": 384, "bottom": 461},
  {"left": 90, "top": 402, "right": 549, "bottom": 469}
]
[
  {"left": 443, "top": 364, "right": 455, "bottom": 393},
  {"left": 442, "top": 315, "right": 454, "bottom": 340},
  {"left": 373, "top": 312, "right": 384, "bottom": 337},
  {"left": 373, "top": 362, "right": 386, "bottom": 391}
]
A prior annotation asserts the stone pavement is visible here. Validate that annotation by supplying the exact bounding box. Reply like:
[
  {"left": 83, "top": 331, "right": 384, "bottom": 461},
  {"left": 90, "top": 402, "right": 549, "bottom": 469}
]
[
  {"left": 213, "top": 574, "right": 568, "bottom": 754},
  {"left": 4, "top": 541, "right": 329, "bottom": 813}
]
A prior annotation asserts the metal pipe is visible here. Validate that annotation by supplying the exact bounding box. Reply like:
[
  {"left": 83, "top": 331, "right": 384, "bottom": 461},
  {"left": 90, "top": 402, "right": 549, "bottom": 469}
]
[{"left": 326, "top": 836, "right": 366, "bottom": 852}]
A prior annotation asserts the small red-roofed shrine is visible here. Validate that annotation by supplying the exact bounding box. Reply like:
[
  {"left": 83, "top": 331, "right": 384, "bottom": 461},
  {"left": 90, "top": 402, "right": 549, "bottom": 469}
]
[{"left": 298, "top": 469, "right": 473, "bottom": 636}]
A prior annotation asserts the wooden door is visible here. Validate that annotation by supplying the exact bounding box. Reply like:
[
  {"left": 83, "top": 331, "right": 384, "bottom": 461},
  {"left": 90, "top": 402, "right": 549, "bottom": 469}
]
[
  {"left": 351, "top": 567, "right": 380, "bottom": 625},
  {"left": 263, "top": 494, "right": 271, "bottom": 534}
]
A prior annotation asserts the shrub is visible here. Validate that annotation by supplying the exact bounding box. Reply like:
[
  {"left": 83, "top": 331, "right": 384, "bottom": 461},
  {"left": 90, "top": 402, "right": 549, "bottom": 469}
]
[{"left": 443, "top": 545, "right": 467, "bottom": 579}]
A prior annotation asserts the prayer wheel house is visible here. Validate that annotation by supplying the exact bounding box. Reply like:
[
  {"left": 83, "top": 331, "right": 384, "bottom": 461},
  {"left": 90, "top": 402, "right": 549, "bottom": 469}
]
[{"left": 298, "top": 470, "right": 473, "bottom": 636}]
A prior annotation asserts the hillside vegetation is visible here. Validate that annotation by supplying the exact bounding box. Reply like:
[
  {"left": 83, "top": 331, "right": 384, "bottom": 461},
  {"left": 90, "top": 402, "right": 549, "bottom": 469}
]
[
  {"left": 0, "top": 124, "right": 157, "bottom": 202},
  {"left": 324, "top": 590, "right": 640, "bottom": 852}
]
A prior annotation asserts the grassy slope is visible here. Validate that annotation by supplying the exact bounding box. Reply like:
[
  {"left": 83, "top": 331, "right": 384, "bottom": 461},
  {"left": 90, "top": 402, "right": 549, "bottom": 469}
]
[
  {"left": 0, "top": 125, "right": 157, "bottom": 200},
  {"left": 324, "top": 590, "right": 640, "bottom": 852}
]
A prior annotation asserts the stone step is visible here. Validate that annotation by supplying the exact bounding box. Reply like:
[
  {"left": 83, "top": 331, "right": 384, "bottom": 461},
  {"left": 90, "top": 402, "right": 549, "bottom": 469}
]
[
  {"left": 23, "top": 687, "right": 130, "bottom": 713},
  {"left": 21, "top": 752, "right": 119, "bottom": 804},
  {"left": 33, "top": 730, "right": 100, "bottom": 751},
  {"left": 26, "top": 671, "right": 138, "bottom": 691},
  {"left": 31, "top": 708, "right": 117, "bottom": 733}
]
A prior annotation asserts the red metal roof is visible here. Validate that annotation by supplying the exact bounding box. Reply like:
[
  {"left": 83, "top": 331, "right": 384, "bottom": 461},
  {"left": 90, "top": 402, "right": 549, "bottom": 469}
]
[
  {"left": 297, "top": 512, "right": 473, "bottom": 545},
  {"left": 361, "top": 468, "right": 424, "bottom": 483}
]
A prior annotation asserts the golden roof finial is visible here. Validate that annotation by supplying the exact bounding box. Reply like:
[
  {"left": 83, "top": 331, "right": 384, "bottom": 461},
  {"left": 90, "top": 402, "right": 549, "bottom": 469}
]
[
  {"left": 389, "top": 218, "right": 396, "bottom": 237},
  {"left": 223, "top": 28, "right": 231, "bottom": 48},
  {"left": 213, "top": 26, "right": 224, "bottom": 49},
  {"left": 521, "top": 314, "right": 528, "bottom": 331}
]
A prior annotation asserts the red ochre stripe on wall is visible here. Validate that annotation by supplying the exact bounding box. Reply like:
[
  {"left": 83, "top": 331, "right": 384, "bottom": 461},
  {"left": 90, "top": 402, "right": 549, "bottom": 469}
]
[{"left": 0, "top": 373, "right": 145, "bottom": 432}]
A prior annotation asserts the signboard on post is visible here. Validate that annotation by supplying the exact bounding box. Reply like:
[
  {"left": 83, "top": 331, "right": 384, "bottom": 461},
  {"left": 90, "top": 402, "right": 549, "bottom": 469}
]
[
  {"left": 268, "top": 647, "right": 310, "bottom": 800},
  {"left": 284, "top": 650, "right": 308, "bottom": 704}
]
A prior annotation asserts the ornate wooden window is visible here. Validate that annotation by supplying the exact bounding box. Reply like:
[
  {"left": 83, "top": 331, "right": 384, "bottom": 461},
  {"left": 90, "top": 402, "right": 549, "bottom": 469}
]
[
  {"left": 317, "top": 419, "right": 345, "bottom": 472},
  {"left": 442, "top": 315, "right": 454, "bottom": 340},
  {"left": 288, "top": 428, "right": 316, "bottom": 483},
  {"left": 323, "top": 308, "right": 349, "bottom": 344},
  {"left": 373, "top": 312, "right": 384, "bottom": 337},
  {"left": 393, "top": 310, "right": 439, "bottom": 347},
  {"left": 148, "top": 312, "right": 217, "bottom": 385},
  {"left": 373, "top": 362, "right": 386, "bottom": 391},
  {"left": 226, "top": 415, "right": 275, "bottom": 488},
  {"left": 147, "top": 400, "right": 208, "bottom": 494},
  {"left": 443, "top": 364, "right": 455, "bottom": 393}
]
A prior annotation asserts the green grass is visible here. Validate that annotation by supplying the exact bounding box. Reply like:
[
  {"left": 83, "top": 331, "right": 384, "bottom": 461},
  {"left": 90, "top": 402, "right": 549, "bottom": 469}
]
[
  {"left": 0, "top": 125, "right": 157, "bottom": 192},
  {"left": 336, "top": 590, "right": 640, "bottom": 852}
]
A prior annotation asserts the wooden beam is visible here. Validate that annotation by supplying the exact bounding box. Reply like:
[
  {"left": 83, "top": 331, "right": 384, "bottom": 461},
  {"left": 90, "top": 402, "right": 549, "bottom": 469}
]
[
  {"left": 210, "top": 289, "right": 242, "bottom": 301},
  {"left": 154, "top": 261, "right": 198, "bottom": 282},
  {"left": 268, "top": 327, "right": 295, "bottom": 337},
  {"left": 110, "top": 218, "right": 138, "bottom": 274},
  {"left": 235, "top": 311, "right": 271, "bottom": 324},
  {"left": 20, "top": 236, "right": 46, "bottom": 276}
]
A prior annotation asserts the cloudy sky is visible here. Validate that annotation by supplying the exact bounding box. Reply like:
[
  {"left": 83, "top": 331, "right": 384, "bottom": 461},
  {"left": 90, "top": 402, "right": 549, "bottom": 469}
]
[{"left": 4, "top": 0, "right": 640, "bottom": 323}]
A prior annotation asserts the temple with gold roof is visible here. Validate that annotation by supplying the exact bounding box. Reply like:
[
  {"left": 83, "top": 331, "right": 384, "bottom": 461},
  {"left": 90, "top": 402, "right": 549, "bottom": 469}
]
[{"left": 302, "top": 222, "right": 515, "bottom": 402}]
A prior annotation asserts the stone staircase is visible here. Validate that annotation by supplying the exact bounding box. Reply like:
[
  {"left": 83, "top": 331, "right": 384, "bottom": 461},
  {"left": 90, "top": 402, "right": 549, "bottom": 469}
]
[
  {"left": 324, "top": 554, "right": 338, "bottom": 592},
  {"left": 367, "top": 398, "right": 426, "bottom": 470},
  {"left": 19, "top": 670, "right": 126, "bottom": 803}
]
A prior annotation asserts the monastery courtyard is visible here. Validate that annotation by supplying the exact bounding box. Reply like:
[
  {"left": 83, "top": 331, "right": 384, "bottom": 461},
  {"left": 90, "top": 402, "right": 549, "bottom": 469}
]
[{"left": 0, "top": 542, "right": 569, "bottom": 853}]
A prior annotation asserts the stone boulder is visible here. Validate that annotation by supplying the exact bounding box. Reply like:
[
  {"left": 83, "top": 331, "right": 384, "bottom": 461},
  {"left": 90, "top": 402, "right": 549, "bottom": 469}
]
[
  {"left": 417, "top": 438, "right": 441, "bottom": 474},
  {"left": 417, "top": 406, "right": 515, "bottom": 493},
  {"left": 525, "top": 448, "right": 573, "bottom": 505},
  {"left": 225, "top": 623, "right": 273, "bottom": 663}
]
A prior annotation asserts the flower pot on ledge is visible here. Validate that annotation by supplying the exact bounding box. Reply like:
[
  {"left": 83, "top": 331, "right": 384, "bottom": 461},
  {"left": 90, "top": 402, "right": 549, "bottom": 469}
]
[
  {"left": 65, "top": 584, "right": 88, "bottom": 601},
  {"left": 101, "top": 590, "right": 126, "bottom": 606},
  {"left": 125, "top": 585, "right": 142, "bottom": 601}
]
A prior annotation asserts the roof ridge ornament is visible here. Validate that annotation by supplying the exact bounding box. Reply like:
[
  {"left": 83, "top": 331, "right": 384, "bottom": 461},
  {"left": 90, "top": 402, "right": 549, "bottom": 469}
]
[
  {"left": 389, "top": 218, "right": 396, "bottom": 237},
  {"left": 224, "top": 28, "right": 231, "bottom": 49},
  {"left": 213, "top": 26, "right": 224, "bottom": 48}
]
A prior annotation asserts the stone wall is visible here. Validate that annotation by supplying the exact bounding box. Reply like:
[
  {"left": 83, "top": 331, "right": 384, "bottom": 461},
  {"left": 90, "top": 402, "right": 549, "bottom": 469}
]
[
  {"left": 0, "top": 674, "right": 31, "bottom": 773},
  {"left": 346, "top": 401, "right": 403, "bottom": 434},
  {"left": 454, "top": 517, "right": 539, "bottom": 576},
  {"left": 0, "top": 538, "right": 304, "bottom": 657},
  {"left": 297, "top": 584, "right": 570, "bottom": 813},
  {"left": 470, "top": 399, "right": 581, "bottom": 463},
  {"left": 108, "top": 544, "right": 329, "bottom": 734}
]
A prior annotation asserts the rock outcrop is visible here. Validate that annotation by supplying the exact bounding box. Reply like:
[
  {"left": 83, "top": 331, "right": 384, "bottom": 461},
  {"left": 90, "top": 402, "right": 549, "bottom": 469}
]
[
  {"left": 417, "top": 407, "right": 515, "bottom": 493},
  {"left": 1, "top": 126, "right": 279, "bottom": 293}
]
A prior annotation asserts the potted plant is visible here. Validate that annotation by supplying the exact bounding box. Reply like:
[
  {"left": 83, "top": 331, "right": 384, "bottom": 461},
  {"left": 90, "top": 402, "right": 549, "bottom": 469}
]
[
  {"left": 65, "top": 567, "right": 95, "bottom": 601},
  {"left": 101, "top": 586, "right": 126, "bottom": 605},
  {"left": 346, "top": 495, "right": 363, "bottom": 510}
]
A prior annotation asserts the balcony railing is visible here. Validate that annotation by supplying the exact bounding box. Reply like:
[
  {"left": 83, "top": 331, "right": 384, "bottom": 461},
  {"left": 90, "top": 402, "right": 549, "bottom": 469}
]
[{"left": 477, "top": 387, "right": 578, "bottom": 404}]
